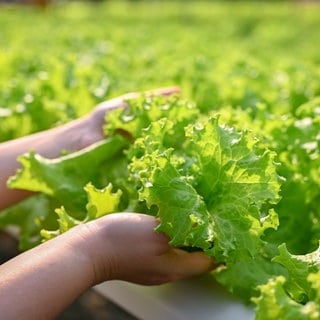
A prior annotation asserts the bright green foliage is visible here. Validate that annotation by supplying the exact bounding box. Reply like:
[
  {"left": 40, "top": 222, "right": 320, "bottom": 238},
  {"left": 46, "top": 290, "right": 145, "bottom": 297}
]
[
  {"left": 272, "top": 243, "right": 320, "bottom": 303},
  {"left": 129, "top": 119, "right": 215, "bottom": 253},
  {"left": 127, "top": 109, "right": 285, "bottom": 299},
  {"left": 2, "top": 136, "right": 128, "bottom": 248},
  {"left": 253, "top": 276, "right": 320, "bottom": 320},
  {"left": 41, "top": 182, "right": 122, "bottom": 240},
  {"left": 308, "top": 272, "right": 320, "bottom": 304},
  {"left": 0, "top": 195, "right": 56, "bottom": 249},
  {"left": 8, "top": 137, "right": 128, "bottom": 213},
  {"left": 1, "top": 2, "right": 320, "bottom": 319},
  {"left": 3, "top": 95, "right": 311, "bottom": 309}
]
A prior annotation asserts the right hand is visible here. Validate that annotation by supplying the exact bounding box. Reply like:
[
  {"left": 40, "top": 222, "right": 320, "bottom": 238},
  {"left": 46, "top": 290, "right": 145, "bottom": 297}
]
[{"left": 74, "top": 213, "right": 215, "bottom": 286}]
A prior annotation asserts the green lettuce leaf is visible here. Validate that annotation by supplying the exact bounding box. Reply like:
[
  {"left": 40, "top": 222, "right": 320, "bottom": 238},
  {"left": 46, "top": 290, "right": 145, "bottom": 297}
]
[
  {"left": 4, "top": 95, "right": 319, "bottom": 317},
  {"left": 253, "top": 276, "right": 320, "bottom": 320},
  {"left": 128, "top": 113, "right": 283, "bottom": 300},
  {"left": 8, "top": 136, "right": 128, "bottom": 214},
  {"left": 0, "top": 194, "right": 58, "bottom": 250},
  {"left": 41, "top": 182, "right": 122, "bottom": 240},
  {"left": 273, "top": 243, "right": 320, "bottom": 303}
]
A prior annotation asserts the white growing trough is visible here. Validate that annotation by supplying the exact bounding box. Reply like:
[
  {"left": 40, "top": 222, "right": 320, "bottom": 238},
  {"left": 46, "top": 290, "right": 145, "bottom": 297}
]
[{"left": 95, "top": 273, "right": 254, "bottom": 320}]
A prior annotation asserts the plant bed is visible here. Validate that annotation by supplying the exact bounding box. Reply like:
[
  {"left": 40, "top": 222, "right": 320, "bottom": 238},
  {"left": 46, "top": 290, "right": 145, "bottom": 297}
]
[{"left": 95, "top": 274, "right": 254, "bottom": 320}]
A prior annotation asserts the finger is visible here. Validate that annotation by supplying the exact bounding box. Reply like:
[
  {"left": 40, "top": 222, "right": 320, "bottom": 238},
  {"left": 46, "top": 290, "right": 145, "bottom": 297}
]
[
  {"left": 145, "top": 86, "right": 181, "bottom": 97},
  {"left": 122, "top": 86, "right": 180, "bottom": 102},
  {"left": 160, "top": 249, "right": 215, "bottom": 282},
  {"left": 94, "top": 86, "right": 181, "bottom": 113},
  {"left": 176, "top": 250, "right": 216, "bottom": 273}
]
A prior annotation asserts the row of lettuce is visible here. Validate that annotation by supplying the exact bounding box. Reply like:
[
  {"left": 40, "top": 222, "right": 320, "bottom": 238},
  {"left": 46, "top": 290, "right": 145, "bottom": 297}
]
[
  {"left": 2, "top": 94, "right": 320, "bottom": 319},
  {"left": 1, "top": 2, "right": 320, "bottom": 319}
]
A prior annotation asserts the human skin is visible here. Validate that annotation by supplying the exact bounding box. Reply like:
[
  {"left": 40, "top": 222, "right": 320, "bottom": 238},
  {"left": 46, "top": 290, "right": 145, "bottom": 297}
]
[
  {"left": 0, "top": 87, "right": 180, "bottom": 210},
  {"left": 0, "top": 87, "right": 214, "bottom": 319},
  {"left": 0, "top": 213, "right": 214, "bottom": 320}
]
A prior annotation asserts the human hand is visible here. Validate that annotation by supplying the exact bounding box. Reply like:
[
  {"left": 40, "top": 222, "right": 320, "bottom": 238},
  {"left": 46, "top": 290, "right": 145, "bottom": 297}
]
[
  {"left": 75, "top": 213, "right": 214, "bottom": 286},
  {"left": 79, "top": 87, "right": 180, "bottom": 149},
  {"left": 0, "top": 212, "right": 212, "bottom": 319}
]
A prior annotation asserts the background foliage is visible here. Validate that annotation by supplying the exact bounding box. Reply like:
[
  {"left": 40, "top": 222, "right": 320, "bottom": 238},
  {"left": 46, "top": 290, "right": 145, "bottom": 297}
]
[{"left": 1, "top": 0, "right": 319, "bottom": 140}]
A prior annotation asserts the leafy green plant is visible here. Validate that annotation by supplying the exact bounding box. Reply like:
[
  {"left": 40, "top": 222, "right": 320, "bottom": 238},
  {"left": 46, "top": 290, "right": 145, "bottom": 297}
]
[
  {"left": 1, "top": 2, "right": 320, "bottom": 319},
  {"left": 3, "top": 95, "right": 320, "bottom": 319}
]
